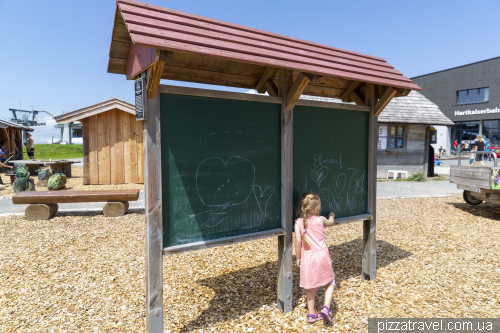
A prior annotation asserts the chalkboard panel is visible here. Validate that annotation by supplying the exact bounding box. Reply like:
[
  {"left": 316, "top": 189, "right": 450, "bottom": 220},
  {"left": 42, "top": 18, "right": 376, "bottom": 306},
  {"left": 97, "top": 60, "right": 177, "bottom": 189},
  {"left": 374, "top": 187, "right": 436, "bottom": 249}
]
[
  {"left": 293, "top": 105, "right": 369, "bottom": 219},
  {"left": 161, "top": 94, "right": 282, "bottom": 247}
]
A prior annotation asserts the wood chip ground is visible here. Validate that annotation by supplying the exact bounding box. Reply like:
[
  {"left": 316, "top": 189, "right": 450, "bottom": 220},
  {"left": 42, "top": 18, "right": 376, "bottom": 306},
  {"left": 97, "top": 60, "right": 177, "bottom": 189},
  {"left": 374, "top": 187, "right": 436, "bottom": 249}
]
[
  {"left": 1, "top": 196, "right": 499, "bottom": 332},
  {"left": 0, "top": 167, "right": 143, "bottom": 196}
]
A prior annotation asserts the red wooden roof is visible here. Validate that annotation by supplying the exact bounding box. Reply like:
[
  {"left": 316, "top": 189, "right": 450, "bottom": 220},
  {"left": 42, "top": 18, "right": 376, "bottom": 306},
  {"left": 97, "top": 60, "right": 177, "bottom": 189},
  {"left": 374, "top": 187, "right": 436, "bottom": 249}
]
[{"left": 111, "top": 0, "right": 420, "bottom": 91}]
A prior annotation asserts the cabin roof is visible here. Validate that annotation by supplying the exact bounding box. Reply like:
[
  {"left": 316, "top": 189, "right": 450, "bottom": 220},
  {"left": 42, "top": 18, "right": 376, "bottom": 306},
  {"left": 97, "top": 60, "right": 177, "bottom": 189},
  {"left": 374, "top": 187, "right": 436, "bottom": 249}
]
[
  {"left": 0, "top": 119, "right": 34, "bottom": 132},
  {"left": 107, "top": 0, "right": 420, "bottom": 97},
  {"left": 54, "top": 98, "right": 135, "bottom": 124},
  {"left": 300, "top": 90, "right": 454, "bottom": 126}
]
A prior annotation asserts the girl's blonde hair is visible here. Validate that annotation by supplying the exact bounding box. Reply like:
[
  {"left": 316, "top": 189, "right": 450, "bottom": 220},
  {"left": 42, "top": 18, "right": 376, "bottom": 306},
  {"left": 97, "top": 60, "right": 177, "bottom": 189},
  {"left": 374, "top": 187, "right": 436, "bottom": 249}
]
[
  {"left": 477, "top": 135, "right": 483, "bottom": 143},
  {"left": 297, "top": 192, "right": 321, "bottom": 246}
]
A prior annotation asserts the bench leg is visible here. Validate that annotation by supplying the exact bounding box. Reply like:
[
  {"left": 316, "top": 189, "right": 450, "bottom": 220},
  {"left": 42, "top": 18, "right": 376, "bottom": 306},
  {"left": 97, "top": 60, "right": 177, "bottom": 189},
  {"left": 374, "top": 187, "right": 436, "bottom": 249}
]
[
  {"left": 25, "top": 204, "right": 58, "bottom": 221},
  {"left": 103, "top": 201, "right": 129, "bottom": 217}
]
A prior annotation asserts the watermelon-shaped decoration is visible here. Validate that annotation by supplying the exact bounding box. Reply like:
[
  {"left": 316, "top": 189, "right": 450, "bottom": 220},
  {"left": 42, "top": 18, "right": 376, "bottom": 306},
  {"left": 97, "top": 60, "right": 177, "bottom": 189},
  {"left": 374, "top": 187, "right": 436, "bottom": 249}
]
[{"left": 47, "top": 173, "right": 67, "bottom": 191}]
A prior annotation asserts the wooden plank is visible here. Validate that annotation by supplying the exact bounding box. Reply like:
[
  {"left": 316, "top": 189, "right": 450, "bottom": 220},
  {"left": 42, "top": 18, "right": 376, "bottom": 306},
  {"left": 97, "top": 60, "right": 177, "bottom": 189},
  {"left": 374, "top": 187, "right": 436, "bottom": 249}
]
[
  {"left": 132, "top": 33, "right": 420, "bottom": 90},
  {"left": 88, "top": 115, "right": 99, "bottom": 184},
  {"left": 109, "top": 40, "right": 130, "bottom": 59},
  {"left": 449, "top": 176, "right": 490, "bottom": 188},
  {"left": 334, "top": 214, "right": 373, "bottom": 226},
  {"left": 146, "top": 61, "right": 165, "bottom": 99},
  {"left": 109, "top": 109, "right": 118, "bottom": 184},
  {"left": 143, "top": 79, "right": 164, "bottom": 331},
  {"left": 263, "top": 80, "right": 278, "bottom": 97},
  {"left": 97, "top": 113, "right": 104, "bottom": 184},
  {"left": 119, "top": 7, "right": 398, "bottom": 72},
  {"left": 127, "top": 24, "right": 410, "bottom": 83},
  {"left": 299, "top": 84, "right": 345, "bottom": 98},
  {"left": 112, "top": 23, "right": 131, "bottom": 43},
  {"left": 363, "top": 83, "right": 377, "bottom": 281},
  {"left": 162, "top": 64, "right": 260, "bottom": 89},
  {"left": 374, "top": 87, "right": 397, "bottom": 116},
  {"left": 125, "top": 43, "right": 157, "bottom": 80},
  {"left": 336, "top": 80, "right": 360, "bottom": 102},
  {"left": 136, "top": 119, "right": 144, "bottom": 183},
  {"left": 255, "top": 67, "right": 277, "bottom": 93},
  {"left": 122, "top": 110, "right": 131, "bottom": 183},
  {"left": 277, "top": 68, "right": 293, "bottom": 313},
  {"left": 303, "top": 72, "right": 322, "bottom": 83},
  {"left": 115, "top": 110, "right": 125, "bottom": 184},
  {"left": 285, "top": 72, "right": 310, "bottom": 110},
  {"left": 157, "top": 49, "right": 174, "bottom": 63},
  {"left": 10, "top": 129, "right": 15, "bottom": 157},
  {"left": 12, "top": 189, "right": 140, "bottom": 204},
  {"left": 350, "top": 90, "right": 365, "bottom": 106},
  {"left": 107, "top": 57, "right": 128, "bottom": 75},
  {"left": 163, "top": 228, "right": 286, "bottom": 255},
  {"left": 295, "top": 99, "right": 370, "bottom": 112},
  {"left": 423, "top": 125, "right": 430, "bottom": 176},
  {"left": 81, "top": 118, "right": 90, "bottom": 185},
  {"left": 101, "top": 111, "right": 111, "bottom": 184},
  {"left": 158, "top": 84, "right": 281, "bottom": 104},
  {"left": 129, "top": 113, "right": 139, "bottom": 183}
]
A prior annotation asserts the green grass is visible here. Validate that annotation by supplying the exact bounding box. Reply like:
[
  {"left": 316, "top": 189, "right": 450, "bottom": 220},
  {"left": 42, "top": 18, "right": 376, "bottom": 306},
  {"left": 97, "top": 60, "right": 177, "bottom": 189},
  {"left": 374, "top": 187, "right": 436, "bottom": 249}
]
[
  {"left": 433, "top": 176, "right": 448, "bottom": 181},
  {"left": 394, "top": 172, "right": 427, "bottom": 182},
  {"left": 22, "top": 144, "right": 83, "bottom": 160}
]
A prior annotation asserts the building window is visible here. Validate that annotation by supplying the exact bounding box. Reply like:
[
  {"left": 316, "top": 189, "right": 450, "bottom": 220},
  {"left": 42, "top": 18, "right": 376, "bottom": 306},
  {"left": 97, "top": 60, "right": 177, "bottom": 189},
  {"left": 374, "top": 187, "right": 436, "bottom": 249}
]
[
  {"left": 378, "top": 124, "right": 406, "bottom": 151},
  {"left": 72, "top": 128, "right": 83, "bottom": 138},
  {"left": 456, "top": 88, "right": 489, "bottom": 105}
]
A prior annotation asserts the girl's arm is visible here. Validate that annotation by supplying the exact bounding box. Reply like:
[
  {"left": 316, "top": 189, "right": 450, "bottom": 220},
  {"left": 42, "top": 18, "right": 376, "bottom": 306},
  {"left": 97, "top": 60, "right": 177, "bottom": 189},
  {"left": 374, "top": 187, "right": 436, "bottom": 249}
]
[
  {"left": 323, "top": 212, "right": 335, "bottom": 227},
  {"left": 294, "top": 223, "right": 302, "bottom": 267}
]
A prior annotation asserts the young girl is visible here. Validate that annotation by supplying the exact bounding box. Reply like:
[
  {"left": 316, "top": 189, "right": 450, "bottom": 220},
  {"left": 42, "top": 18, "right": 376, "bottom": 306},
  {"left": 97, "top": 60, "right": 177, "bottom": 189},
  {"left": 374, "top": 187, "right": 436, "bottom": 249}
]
[{"left": 295, "top": 192, "right": 336, "bottom": 324}]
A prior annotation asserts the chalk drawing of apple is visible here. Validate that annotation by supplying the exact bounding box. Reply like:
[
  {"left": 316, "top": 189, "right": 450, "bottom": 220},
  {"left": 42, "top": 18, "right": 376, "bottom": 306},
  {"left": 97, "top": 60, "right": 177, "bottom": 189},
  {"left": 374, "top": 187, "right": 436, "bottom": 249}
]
[{"left": 196, "top": 156, "right": 255, "bottom": 207}]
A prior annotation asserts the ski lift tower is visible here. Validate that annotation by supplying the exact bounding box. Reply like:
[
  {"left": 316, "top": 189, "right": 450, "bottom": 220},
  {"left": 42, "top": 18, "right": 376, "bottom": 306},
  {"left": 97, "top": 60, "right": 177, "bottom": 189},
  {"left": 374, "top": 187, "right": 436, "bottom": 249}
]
[{"left": 9, "top": 108, "right": 55, "bottom": 141}]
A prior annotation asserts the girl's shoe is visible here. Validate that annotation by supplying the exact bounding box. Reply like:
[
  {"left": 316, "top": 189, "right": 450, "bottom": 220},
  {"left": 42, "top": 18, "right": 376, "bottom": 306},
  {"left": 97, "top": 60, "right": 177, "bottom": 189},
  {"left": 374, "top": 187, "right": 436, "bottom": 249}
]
[
  {"left": 320, "top": 306, "right": 333, "bottom": 324},
  {"left": 307, "top": 311, "right": 321, "bottom": 323}
]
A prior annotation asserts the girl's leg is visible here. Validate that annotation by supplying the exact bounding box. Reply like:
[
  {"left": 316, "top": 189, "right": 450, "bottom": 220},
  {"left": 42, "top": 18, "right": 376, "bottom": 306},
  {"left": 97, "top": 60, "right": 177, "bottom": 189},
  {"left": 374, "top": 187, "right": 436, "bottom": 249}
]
[
  {"left": 324, "top": 284, "right": 335, "bottom": 308},
  {"left": 306, "top": 289, "right": 316, "bottom": 315}
]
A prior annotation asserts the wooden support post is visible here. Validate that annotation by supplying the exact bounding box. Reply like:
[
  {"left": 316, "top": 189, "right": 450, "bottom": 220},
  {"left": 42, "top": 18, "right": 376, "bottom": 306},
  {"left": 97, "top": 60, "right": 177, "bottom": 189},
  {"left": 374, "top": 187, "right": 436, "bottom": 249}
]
[
  {"left": 103, "top": 201, "right": 129, "bottom": 217},
  {"left": 363, "top": 83, "right": 377, "bottom": 281},
  {"left": 285, "top": 72, "right": 311, "bottom": 110},
  {"left": 146, "top": 61, "right": 165, "bottom": 99},
  {"left": 374, "top": 87, "right": 397, "bottom": 116},
  {"left": 144, "top": 73, "right": 164, "bottom": 333},
  {"left": 277, "top": 68, "right": 293, "bottom": 313},
  {"left": 82, "top": 118, "right": 90, "bottom": 185},
  {"left": 340, "top": 81, "right": 362, "bottom": 102},
  {"left": 256, "top": 67, "right": 277, "bottom": 94},
  {"left": 25, "top": 204, "right": 58, "bottom": 221}
]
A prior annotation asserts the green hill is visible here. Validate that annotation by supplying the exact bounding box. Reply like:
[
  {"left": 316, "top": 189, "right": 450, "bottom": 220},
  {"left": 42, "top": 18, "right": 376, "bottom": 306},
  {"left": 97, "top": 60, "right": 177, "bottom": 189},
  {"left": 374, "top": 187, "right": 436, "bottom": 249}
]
[{"left": 22, "top": 144, "right": 83, "bottom": 160}]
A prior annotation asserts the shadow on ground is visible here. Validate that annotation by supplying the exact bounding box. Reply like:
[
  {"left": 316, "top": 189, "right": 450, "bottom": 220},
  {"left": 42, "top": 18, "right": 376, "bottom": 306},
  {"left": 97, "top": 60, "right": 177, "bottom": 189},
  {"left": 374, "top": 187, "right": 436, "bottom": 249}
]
[
  {"left": 448, "top": 201, "right": 500, "bottom": 220},
  {"left": 179, "top": 239, "right": 412, "bottom": 331}
]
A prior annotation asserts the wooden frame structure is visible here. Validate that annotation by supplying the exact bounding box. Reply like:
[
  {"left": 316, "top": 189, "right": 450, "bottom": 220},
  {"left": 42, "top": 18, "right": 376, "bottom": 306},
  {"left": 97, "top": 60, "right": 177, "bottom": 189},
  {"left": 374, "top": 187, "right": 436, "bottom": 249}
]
[
  {"left": 0, "top": 119, "right": 32, "bottom": 160},
  {"left": 106, "top": 1, "right": 420, "bottom": 331}
]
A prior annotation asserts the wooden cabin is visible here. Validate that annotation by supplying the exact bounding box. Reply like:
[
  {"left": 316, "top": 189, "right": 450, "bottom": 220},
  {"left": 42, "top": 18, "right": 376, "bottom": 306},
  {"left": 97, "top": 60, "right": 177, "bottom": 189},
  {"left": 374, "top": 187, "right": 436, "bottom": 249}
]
[
  {"left": 54, "top": 98, "right": 144, "bottom": 184},
  {"left": 301, "top": 91, "right": 454, "bottom": 177},
  {"left": 0, "top": 119, "right": 32, "bottom": 160}
]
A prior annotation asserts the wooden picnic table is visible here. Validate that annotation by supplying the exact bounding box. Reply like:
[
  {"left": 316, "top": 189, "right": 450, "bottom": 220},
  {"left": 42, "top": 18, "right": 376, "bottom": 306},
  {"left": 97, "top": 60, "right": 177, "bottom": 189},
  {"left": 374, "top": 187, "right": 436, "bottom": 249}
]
[{"left": 8, "top": 160, "right": 75, "bottom": 177}]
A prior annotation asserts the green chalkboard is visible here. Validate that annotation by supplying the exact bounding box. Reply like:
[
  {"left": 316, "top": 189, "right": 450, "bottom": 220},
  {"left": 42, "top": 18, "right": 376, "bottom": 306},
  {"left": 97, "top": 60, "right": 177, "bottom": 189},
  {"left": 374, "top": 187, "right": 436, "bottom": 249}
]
[
  {"left": 161, "top": 94, "right": 282, "bottom": 247},
  {"left": 293, "top": 105, "right": 369, "bottom": 219}
]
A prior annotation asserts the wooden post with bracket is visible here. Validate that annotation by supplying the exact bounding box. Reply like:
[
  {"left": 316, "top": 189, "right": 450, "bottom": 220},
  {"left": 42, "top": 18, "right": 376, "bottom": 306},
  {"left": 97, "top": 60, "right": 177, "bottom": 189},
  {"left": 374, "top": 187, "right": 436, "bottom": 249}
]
[{"left": 143, "top": 70, "right": 164, "bottom": 333}]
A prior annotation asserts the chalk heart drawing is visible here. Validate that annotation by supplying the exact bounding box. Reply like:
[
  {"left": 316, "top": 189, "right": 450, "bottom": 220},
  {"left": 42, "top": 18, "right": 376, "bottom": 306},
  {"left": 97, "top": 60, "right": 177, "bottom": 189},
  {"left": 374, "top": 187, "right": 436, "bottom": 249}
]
[
  {"left": 330, "top": 173, "right": 346, "bottom": 196},
  {"left": 310, "top": 166, "right": 328, "bottom": 188},
  {"left": 253, "top": 185, "right": 275, "bottom": 215},
  {"left": 196, "top": 156, "right": 255, "bottom": 207}
]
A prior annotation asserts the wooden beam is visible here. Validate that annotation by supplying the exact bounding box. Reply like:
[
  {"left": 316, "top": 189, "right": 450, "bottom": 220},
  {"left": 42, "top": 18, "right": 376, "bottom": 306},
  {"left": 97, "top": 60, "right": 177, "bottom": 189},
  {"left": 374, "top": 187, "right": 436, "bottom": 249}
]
[
  {"left": 255, "top": 67, "right": 277, "bottom": 94},
  {"left": 277, "top": 68, "right": 294, "bottom": 314},
  {"left": 156, "top": 49, "right": 174, "bottom": 64},
  {"left": 264, "top": 80, "right": 278, "bottom": 97},
  {"left": 285, "top": 72, "right": 311, "bottom": 110},
  {"left": 302, "top": 72, "right": 322, "bottom": 83},
  {"left": 394, "top": 87, "right": 411, "bottom": 97},
  {"left": 374, "top": 87, "right": 398, "bottom": 116},
  {"left": 296, "top": 98, "right": 370, "bottom": 112},
  {"left": 340, "top": 81, "right": 362, "bottom": 102},
  {"left": 146, "top": 61, "right": 165, "bottom": 99},
  {"left": 350, "top": 90, "right": 366, "bottom": 106}
]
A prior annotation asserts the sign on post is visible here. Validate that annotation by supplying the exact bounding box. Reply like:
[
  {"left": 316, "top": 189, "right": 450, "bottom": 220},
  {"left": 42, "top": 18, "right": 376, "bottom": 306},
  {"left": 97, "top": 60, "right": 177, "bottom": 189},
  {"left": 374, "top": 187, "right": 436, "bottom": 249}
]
[{"left": 135, "top": 77, "right": 146, "bottom": 120}]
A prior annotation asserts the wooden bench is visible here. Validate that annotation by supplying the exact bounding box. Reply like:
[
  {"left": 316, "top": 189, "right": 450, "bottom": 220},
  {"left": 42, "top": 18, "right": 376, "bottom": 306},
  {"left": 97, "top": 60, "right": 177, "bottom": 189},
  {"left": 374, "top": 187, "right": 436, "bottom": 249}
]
[{"left": 12, "top": 190, "right": 140, "bottom": 221}]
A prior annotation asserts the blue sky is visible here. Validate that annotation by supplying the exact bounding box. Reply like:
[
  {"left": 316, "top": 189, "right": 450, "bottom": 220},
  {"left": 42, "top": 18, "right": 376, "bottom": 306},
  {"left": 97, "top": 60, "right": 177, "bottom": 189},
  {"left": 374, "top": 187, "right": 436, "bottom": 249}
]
[{"left": 0, "top": 0, "right": 499, "bottom": 141}]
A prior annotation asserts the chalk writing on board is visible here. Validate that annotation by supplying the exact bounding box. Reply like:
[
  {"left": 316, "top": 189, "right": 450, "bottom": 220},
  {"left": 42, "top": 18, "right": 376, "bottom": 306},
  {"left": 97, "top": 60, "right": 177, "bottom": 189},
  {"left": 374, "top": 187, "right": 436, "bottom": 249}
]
[
  {"left": 296, "top": 154, "right": 366, "bottom": 216},
  {"left": 172, "top": 156, "right": 277, "bottom": 234}
]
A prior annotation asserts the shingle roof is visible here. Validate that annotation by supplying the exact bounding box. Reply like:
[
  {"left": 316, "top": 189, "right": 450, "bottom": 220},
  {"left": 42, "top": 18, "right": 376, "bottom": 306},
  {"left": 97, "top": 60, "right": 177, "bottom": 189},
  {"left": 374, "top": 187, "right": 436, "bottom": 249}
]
[
  {"left": 299, "top": 90, "right": 454, "bottom": 126},
  {"left": 109, "top": 0, "right": 420, "bottom": 91},
  {"left": 0, "top": 119, "right": 34, "bottom": 132}
]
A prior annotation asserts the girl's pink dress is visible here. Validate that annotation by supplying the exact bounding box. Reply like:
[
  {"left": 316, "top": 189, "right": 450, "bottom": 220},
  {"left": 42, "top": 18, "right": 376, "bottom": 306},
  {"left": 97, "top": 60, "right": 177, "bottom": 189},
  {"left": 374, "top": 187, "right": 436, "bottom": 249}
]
[{"left": 296, "top": 216, "right": 335, "bottom": 290}]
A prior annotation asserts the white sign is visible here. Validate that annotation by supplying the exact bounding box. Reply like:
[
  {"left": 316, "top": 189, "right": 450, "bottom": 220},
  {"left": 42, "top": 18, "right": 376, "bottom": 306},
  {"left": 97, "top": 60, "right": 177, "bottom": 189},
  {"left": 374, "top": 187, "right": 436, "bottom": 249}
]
[
  {"left": 455, "top": 107, "right": 500, "bottom": 116},
  {"left": 378, "top": 137, "right": 387, "bottom": 150},
  {"left": 378, "top": 125, "right": 387, "bottom": 150}
]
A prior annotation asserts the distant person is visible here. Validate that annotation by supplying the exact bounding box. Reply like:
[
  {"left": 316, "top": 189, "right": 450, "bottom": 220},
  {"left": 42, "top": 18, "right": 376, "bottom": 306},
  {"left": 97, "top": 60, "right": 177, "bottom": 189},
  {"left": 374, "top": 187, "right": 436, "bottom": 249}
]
[
  {"left": 453, "top": 140, "right": 458, "bottom": 155},
  {"left": 438, "top": 146, "right": 443, "bottom": 157},
  {"left": 26, "top": 133, "right": 34, "bottom": 160},
  {"left": 486, "top": 141, "right": 492, "bottom": 161},
  {"left": 474, "top": 135, "right": 486, "bottom": 166},
  {"left": 295, "top": 193, "right": 336, "bottom": 324},
  {"left": 442, "top": 148, "right": 446, "bottom": 157},
  {"left": 14, "top": 146, "right": 21, "bottom": 160}
]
